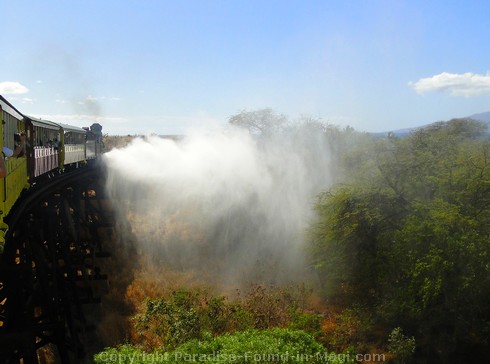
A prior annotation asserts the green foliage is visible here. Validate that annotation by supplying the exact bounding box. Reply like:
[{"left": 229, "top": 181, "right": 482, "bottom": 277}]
[
  {"left": 228, "top": 109, "right": 288, "bottom": 136},
  {"left": 388, "top": 327, "right": 415, "bottom": 364},
  {"left": 308, "top": 119, "right": 490, "bottom": 362},
  {"left": 288, "top": 310, "right": 322, "bottom": 338},
  {"left": 134, "top": 290, "right": 203, "bottom": 350},
  {"left": 133, "top": 286, "right": 320, "bottom": 352},
  {"left": 309, "top": 187, "right": 404, "bottom": 305},
  {"left": 94, "top": 329, "right": 354, "bottom": 364},
  {"left": 172, "top": 329, "right": 332, "bottom": 363},
  {"left": 201, "top": 296, "right": 254, "bottom": 334},
  {"left": 243, "top": 284, "right": 303, "bottom": 329},
  {"left": 320, "top": 307, "right": 374, "bottom": 353}
]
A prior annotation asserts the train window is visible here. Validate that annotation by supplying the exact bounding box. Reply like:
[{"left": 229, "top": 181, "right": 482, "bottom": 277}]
[
  {"left": 33, "top": 126, "right": 60, "bottom": 147},
  {"left": 64, "top": 131, "right": 85, "bottom": 144},
  {"left": 2, "top": 110, "right": 17, "bottom": 151}
]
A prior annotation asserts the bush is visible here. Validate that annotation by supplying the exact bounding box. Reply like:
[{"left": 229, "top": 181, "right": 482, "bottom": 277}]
[
  {"left": 289, "top": 310, "right": 322, "bottom": 338},
  {"left": 387, "top": 327, "right": 415, "bottom": 364},
  {"left": 132, "top": 286, "right": 318, "bottom": 351},
  {"left": 320, "top": 307, "right": 374, "bottom": 353},
  {"left": 94, "top": 328, "right": 354, "bottom": 364},
  {"left": 134, "top": 290, "right": 202, "bottom": 350}
]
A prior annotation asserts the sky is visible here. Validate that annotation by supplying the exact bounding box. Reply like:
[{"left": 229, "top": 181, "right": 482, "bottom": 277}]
[{"left": 1, "top": 0, "right": 490, "bottom": 135}]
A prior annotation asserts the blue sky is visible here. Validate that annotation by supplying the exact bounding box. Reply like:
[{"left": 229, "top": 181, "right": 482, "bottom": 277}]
[{"left": 1, "top": 0, "right": 490, "bottom": 135}]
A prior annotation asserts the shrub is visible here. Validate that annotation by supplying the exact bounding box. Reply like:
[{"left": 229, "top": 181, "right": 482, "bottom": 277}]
[
  {"left": 387, "top": 327, "right": 415, "bottom": 364},
  {"left": 132, "top": 286, "right": 316, "bottom": 351},
  {"left": 134, "top": 290, "right": 202, "bottom": 350},
  {"left": 94, "top": 329, "right": 354, "bottom": 364}
]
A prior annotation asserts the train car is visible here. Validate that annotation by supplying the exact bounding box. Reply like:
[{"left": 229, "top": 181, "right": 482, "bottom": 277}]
[
  {"left": 0, "top": 96, "right": 29, "bottom": 243},
  {"left": 0, "top": 95, "right": 104, "bottom": 247},
  {"left": 58, "top": 123, "right": 87, "bottom": 166},
  {"left": 24, "top": 115, "right": 62, "bottom": 179},
  {"left": 85, "top": 128, "right": 97, "bottom": 160},
  {"left": 0, "top": 96, "right": 107, "bottom": 359}
]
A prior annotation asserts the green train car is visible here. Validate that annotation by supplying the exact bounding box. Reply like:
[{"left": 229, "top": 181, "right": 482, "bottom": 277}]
[
  {"left": 0, "top": 97, "right": 29, "bottom": 244},
  {"left": 0, "top": 95, "right": 103, "bottom": 249}
]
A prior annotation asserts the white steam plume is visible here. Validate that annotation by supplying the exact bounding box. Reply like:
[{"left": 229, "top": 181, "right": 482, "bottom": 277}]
[{"left": 103, "top": 124, "right": 333, "bottom": 288}]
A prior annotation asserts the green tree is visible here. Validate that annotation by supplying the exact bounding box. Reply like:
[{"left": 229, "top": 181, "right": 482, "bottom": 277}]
[
  {"left": 309, "top": 119, "right": 490, "bottom": 362},
  {"left": 228, "top": 108, "right": 288, "bottom": 136}
]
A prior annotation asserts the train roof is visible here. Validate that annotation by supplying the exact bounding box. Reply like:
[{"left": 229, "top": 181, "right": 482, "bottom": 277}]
[
  {"left": 57, "top": 123, "right": 87, "bottom": 134},
  {"left": 0, "top": 95, "right": 24, "bottom": 120},
  {"left": 24, "top": 115, "right": 61, "bottom": 131},
  {"left": 25, "top": 116, "right": 87, "bottom": 134},
  {"left": 1, "top": 96, "right": 90, "bottom": 135}
]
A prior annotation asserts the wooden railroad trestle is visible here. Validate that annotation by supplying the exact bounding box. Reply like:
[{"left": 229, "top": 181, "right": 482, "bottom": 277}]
[{"left": 0, "top": 164, "right": 113, "bottom": 363}]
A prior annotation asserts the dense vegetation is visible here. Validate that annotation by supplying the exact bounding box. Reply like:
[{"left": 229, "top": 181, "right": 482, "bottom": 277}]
[
  {"left": 95, "top": 328, "right": 353, "bottom": 364},
  {"left": 94, "top": 286, "right": 355, "bottom": 363},
  {"left": 309, "top": 118, "right": 490, "bottom": 362},
  {"left": 96, "top": 113, "right": 489, "bottom": 363}
]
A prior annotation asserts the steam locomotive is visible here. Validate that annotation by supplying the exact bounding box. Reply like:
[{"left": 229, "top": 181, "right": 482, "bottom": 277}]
[{"left": 0, "top": 95, "right": 103, "bottom": 248}]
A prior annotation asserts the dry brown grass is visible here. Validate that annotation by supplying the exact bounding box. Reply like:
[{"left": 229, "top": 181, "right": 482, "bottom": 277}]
[
  {"left": 95, "top": 203, "right": 390, "bottom": 357},
  {"left": 103, "top": 135, "right": 137, "bottom": 151}
]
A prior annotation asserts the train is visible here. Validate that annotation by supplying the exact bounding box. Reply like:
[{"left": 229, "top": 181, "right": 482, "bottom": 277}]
[{"left": 0, "top": 95, "right": 103, "bottom": 248}]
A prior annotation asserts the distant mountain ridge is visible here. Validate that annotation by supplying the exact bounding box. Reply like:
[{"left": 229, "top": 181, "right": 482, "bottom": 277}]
[
  {"left": 469, "top": 111, "right": 490, "bottom": 123},
  {"left": 378, "top": 111, "right": 490, "bottom": 137}
]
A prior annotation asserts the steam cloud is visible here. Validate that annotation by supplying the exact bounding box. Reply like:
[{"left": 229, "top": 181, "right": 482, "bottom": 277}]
[{"left": 103, "top": 124, "right": 333, "bottom": 289}]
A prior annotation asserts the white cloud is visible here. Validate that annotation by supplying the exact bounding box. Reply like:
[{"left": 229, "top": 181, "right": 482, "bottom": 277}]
[
  {"left": 20, "top": 97, "right": 34, "bottom": 104},
  {"left": 9, "top": 96, "right": 35, "bottom": 104},
  {"left": 86, "top": 95, "right": 102, "bottom": 102},
  {"left": 410, "top": 72, "right": 490, "bottom": 97},
  {"left": 0, "top": 81, "right": 29, "bottom": 94}
]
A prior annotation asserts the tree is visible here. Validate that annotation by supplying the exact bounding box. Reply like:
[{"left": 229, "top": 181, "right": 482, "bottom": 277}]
[
  {"left": 308, "top": 119, "right": 490, "bottom": 362},
  {"left": 228, "top": 108, "right": 288, "bottom": 136}
]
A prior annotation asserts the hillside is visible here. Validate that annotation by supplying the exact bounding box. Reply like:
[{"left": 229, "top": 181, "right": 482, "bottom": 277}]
[
  {"left": 469, "top": 111, "right": 490, "bottom": 123},
  {"left": 374, "top": 111, "right": 490, "bottom": 137}
]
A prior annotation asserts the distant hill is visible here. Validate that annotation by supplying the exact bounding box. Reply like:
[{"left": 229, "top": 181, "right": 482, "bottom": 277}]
[
  {"left": 372, "top": 125, "right": 426, "bottom": 138},
  {"left": 386, "top": 126, "right": 425, "bottom": 137},
  {"left": 469, "top": 111, "right": 490, "bottom": 123},
  {"left": 374, "top": 111, "right": 490, "bottom": 138}
]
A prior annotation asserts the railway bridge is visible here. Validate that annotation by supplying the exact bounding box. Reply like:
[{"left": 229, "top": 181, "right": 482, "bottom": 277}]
[{"left": 0, "top": 162, "right": 117, "bottom": 363}]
